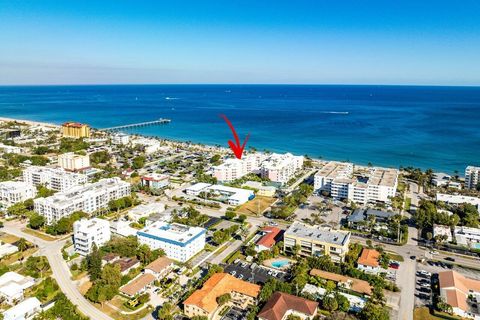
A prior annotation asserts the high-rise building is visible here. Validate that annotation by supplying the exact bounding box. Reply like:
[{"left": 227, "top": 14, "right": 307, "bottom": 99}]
[
  {"left": 465, "top": 166, "right": 480, "bottom": 189},
  {"left": 73, "top": 218, "right": 111, "bottom": 255},
  {"left": 34, "top": 177, "right": 130, "bottom": 224},
  {"left": 23, "top": 166, "right": 88, "bottom": 192},
  {"left": 62, "top": 122, "right": 90, "bottom": 138},
  {"left": 58, "top": 152, "right": 90, "bottom": 172}
]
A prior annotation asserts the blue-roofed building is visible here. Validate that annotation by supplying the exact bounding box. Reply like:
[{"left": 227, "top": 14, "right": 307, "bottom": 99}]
[{"left": 137, "top": 222, "right": 206, "bottom": 262}]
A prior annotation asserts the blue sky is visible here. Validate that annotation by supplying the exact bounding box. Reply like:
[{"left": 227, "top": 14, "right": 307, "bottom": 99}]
[{"left": 0, "top": 1, "right": 479, "bottom": 85}]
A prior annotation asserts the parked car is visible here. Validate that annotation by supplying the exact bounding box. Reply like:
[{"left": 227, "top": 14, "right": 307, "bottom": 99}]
[{"left": 444, "top": 257, "right": 455, "bottom": 262}]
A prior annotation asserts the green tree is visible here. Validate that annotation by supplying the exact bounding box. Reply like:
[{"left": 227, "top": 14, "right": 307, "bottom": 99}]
[
  {"left": 86, "top": 244, "right": 102, "bottom": 281},
  {"left": 336, "top": 293, "right": 350, "bottom": 312},
  {"left": 17, "top": 238, "right": 28, "bottom": 251},
  {"left": 358, "top": 301, "right": 390, "bottom": 320},
  {"left": 29, "top": 213, "right": 45, "bottom": 229},
  {"left": 322, "top": 295, "right": 338, "bottom": 312},
  {"left": 225, "top": 211, "right": 236, "bottom": 220}
]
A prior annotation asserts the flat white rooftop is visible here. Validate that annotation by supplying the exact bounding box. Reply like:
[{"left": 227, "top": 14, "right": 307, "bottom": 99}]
[{"left": 137, "top": 222, "right": 206, "bottom": 247}]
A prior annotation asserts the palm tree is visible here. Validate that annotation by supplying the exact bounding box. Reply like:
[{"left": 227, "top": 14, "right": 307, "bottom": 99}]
[{"left": 17, "top": 238, "right": 28, "bottom": 251}]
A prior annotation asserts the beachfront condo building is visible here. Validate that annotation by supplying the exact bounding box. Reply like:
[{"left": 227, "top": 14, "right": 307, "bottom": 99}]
[
  {"left": 58, "top": 152, "right": 90, "bottom": 172},
  {"left": 73, "top": 218, "right": 111, "bottom": 255},
  {"left": 260, "top": 153, "right": 304, "bottom": 185},
  {"left": 284, "top": 221, "right": 351, "bottom": 262},
  {"left": 23, "top": 166, "right": 88, "bottom": 192},
  {"left": 0, "top": 181, "right": 36, "bottom": 208},
  {"left": 314, "top": 161, "right": 398, "bottom": 205},
  {"left": 465, "top": 166, "right": 480, "bottom": 190},
  {"left": 137, "top": 222, "right": 206, "bottom": 262},
  {"left": 62, "top": 122, "right": 90, "bottom": 138},
  {"left": 34, "top": 177, "right": 130, "bottom": 224},
  {"left": 184, "top": 273, "right": 260, "bottom": 319},
  {"left": 212, "top": 153, "right": 265, "bottom": 182},
  {"left": 436, "top": 193, "right": 480, "bottom": 210}
]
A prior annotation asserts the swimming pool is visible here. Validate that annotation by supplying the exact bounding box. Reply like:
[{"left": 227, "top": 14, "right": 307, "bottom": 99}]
[
  {"left": 473, "top": 243, "right": 480, "bottom": 249},
  {"left": 271, "top": 260, "right": 290, "bottom": 268}
]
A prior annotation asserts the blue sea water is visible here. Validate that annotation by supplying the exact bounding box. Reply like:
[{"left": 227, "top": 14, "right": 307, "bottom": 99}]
[{"left": 0, "top": 84, "right": 479, "bottom": 173}]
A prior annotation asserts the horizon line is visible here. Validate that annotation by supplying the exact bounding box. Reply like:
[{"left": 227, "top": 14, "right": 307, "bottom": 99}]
[{"left": 1, "top": 83, "right": 480, "bottom": 88}]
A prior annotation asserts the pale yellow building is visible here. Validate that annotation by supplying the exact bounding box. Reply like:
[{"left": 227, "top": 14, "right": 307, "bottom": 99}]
[
  {"left": 58, "top": 152, "right": 90, "bottom": 172},
  {"left": 183, "top": 273, "right": 260, "bottom": 319},
  {"left": 284, "top": 221, "right": 351, "bottom": 262},
  {"left": 62, "top": 122, "right": 90, "bottom": 138}
]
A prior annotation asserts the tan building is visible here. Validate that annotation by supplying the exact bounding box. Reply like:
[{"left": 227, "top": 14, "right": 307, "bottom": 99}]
[
  {"left": 284, "top": 221, "right": 351, "bottom": 262},
  {"left": 58, "top": 152, "right": 90, "bottom": 172},
  {"left": 119, "top": 273, "right": 155, "bottom": 298},
  {"left": 309, "top": 269, "right": 372, "bottom": 296},
  {"left": 183, "top": 273, "right": 260, "bottom": 319},
  {"left": 144, "top": 256, "right": 174, "bottom": 279},
  {"left": 62, "top": 122, "right": 90, "bottom": 138}
]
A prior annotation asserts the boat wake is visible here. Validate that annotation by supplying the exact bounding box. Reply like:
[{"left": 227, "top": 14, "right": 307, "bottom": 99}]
[
  {"left": 321, "top": 111, "right": 349, "bottom": 115},
  {"left": 165, "top": 97, "right": 180, "bottom": 100}
]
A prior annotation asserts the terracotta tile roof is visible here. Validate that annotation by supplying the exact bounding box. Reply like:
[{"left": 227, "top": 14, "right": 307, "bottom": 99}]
[
  {"left": 357, "top": 249, "right": 380, "bottom": 268},
  {"left": 258, "top": 291, "right": 318, "bottom": 320},
  {"left": 183, "top": 273, "right": 260, "bottom": 314},
  {"left": 309, "top": 269, "right": 372, "bottom": 295},
  {"left": 63, "top": 122, "right": 87, "bottom": 128},
  {"left": 439, "top": 270, "right": 480, "bottom": 312},
  {"left": 145, "top": 257, "right": 173, "bottom": 274},
  {"left": 120, "top": 273, "right": 155, "bottom": 296},
  {"left": 257, "top": 227, "right": 282, "bottom": 249}
]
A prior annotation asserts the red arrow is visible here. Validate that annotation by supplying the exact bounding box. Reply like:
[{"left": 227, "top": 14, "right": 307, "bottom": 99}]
[{"left": 219, "top": 114, "right": 250, "bottom": 159}]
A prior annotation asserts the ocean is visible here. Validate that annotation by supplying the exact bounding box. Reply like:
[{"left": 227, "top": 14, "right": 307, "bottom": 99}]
[{"left": 0, "top": 84, "right": 479, "bottom": 173}]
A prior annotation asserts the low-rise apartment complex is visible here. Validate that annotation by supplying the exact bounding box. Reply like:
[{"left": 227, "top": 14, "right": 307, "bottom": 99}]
[
  {"left": 213, "top": 154, "right": 265, "bottom": 182},
  {"left": 439, "top": 270, "right": 480, "bottom": 319},
  {"left": 0, "top": 181, "right": 36, "bottom": 208},
  {"left": 34, "top": 177, "right": 130, "bottom": 224},
  {"left": 58, "top": 152, "right": 90, "bottom": 172},
  {"left": 23, "top": 166, "right": 88, "bottom": 192},
  {"left": 184, "top": 273, "right": 260, "bottom": 319},
  {"left": 185, "top": 183, "right": 255, "bottom": 205},
  {"left": 465, "top": 166, "right": 480, "bottom": 190},
  {"left": 436, "top": 193, "right": 480, "bottom": 210},
  {"left": 284, "top": 221, "right": 351, "bottom": 262},
  {"left": 314, "top": 161, "right": 398, "bottom": 204},
  {"left": 73, "top": 218, "right": 111, "bottom": 255},
  {"left": 137, "top": 222, "right": 206, "bottom": 262}
]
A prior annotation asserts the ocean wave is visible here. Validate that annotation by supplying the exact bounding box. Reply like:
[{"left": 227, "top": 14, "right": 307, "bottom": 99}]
[{"left": 165, "top": 97, "right": 180, "bottom": 100}]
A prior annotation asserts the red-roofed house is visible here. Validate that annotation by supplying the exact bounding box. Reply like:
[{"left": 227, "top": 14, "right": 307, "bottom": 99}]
[
  {"left": 258, "top": 291, "right": 318, "bottom": 320},
  {"left": 255, "top": 227, "right": 282, "bottom": 252},
  {"left": 357, "top": 249, "right": 381, "bottom": 274},
  {"left": 439, "top": 270, "right": 480, "bottom": 319}
]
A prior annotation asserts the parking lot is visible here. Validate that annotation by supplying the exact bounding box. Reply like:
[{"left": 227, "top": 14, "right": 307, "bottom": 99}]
[
  {"left": 221, "top": 307, "right": 248, "bottom": 320},
  {"left": 223, "top": 261, "right": 288, "bottom": 284},
  {"left": 415, "top": 269, "right": 432, "bottom": 306}
]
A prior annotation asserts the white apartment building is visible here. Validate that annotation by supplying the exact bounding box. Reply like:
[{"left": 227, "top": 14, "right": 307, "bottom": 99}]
[
  {"left": 436, "top": 193, "right": 480, "bottom": 210},
  {"left": 73, "top": 218, "right": 111, "bottom": 255},
  {"left": 0, "top": 272, "right": 36, "bottom": 305},
  {"left": 314, "top": 161, "right": 398, "bottom": 204},
  {"left": 141, "top": 173, "right": 169, "bottom": 189},
  {"left": 0, "top": 144, "right": 24, "bottom": 154},
  {"left": 137, "top": 222, "right": 206, "bottom": 262},
  {"left": 23, "top": 166, "right": 88, "bottom": 192},
  {"left": 3, "top": 297, "right": 42, "bottom": 320},
  {"left": 34, "top": 177, "right": 131, "bottom": 224},
  {"left": 58, "top": 152, "right": 90, "bottom": 172},
  {"left": 260, "top": 153, "right": 304, "bottom": 184},
  {"left": 465, "top": 166, "right": 480, "bottom": 190},
  {"left": 213, "top": 154, "right": 265, "bottom": 182},
  {"left": 0, "top": 181, "right": 36, "bottom": 208},
  {"left": 185, "top": 183, "right": 254, "bottom": 205},
  {"left": 112, "top": 133, "right": 130, "bottom": 145}
]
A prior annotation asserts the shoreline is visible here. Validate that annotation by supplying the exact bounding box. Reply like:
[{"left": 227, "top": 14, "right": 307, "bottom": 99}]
[{"left": 0, "top": 116, "right": 465, "bottom": 174}]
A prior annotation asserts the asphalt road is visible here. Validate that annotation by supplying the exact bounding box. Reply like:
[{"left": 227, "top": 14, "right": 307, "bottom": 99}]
[{"left": 3, "top": 220, "right": 114, "bottom": 320}]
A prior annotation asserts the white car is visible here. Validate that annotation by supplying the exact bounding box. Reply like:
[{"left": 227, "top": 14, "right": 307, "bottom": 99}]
[
  {"left": 418, "top": 270, "right": 432, "bottom": 277},
  {"left": 231, "top": 271, "right": 237, "bottom": 276}
]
